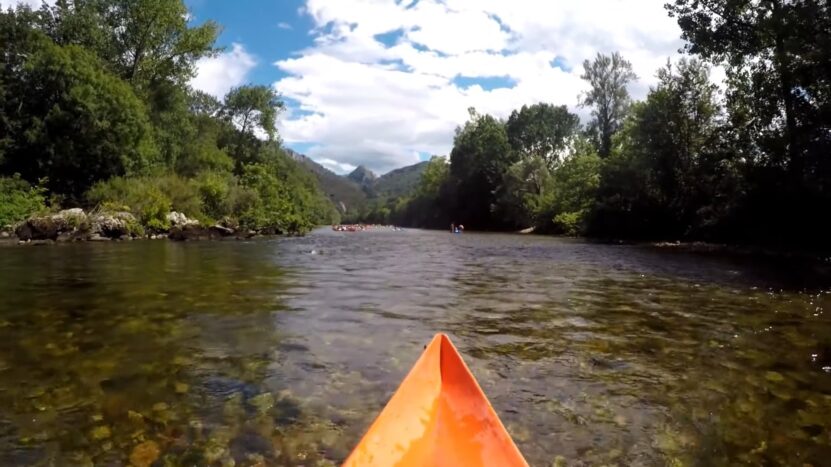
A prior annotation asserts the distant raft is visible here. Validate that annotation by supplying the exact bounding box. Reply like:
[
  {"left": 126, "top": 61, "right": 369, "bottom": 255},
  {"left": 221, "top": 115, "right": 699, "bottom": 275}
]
[{"left": 344, "top": 333, "right": 528, "bottom": 467}]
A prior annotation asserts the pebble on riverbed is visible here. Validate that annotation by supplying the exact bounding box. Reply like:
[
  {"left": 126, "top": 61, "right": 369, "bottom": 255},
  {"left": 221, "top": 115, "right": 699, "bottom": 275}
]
[
  {"left": 129, "top": 440, "right": 160, "bottom": 467},
  {"left": 89, "top": 425, "right": 111, "bottom": 440}
]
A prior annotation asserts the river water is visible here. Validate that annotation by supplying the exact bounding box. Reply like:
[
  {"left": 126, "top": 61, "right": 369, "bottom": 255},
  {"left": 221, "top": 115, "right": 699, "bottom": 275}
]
[{"left": 1, "top": 229, "right": 830, "bottom": 466}]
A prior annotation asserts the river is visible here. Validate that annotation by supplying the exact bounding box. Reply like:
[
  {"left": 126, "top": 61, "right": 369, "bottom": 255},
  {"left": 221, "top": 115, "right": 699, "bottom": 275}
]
[{"left": 0, "top": 229, "right": 830, "bottom": 466}]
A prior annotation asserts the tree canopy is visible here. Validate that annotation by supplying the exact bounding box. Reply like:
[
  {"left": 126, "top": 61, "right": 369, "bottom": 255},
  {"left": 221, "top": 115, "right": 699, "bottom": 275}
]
[
  {"left": 506, "top": 103, "right": 580, "bottom": 168},
  {"left": 580, "top": 52, "right": 638, "bottom": 157},
  {"left": 0, "top": 0, "right": 337, "bottom": 233}
]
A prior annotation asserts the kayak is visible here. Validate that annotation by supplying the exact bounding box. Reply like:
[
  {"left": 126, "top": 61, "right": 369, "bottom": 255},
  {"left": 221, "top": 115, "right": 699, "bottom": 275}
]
[{"left": 344, "top": 334, "right": 528, "bottom": 467}]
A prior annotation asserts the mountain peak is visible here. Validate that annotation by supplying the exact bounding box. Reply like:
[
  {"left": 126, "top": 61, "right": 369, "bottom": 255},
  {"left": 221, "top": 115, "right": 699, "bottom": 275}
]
[{"left": 347, "top": 165, "right": 377, "bottom": 185}]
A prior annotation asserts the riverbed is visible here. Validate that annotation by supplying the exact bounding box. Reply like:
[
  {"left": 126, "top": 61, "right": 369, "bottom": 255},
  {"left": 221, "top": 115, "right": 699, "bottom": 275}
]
[{"left": 1, "top": 229, "right": 829, "bottom": 465}]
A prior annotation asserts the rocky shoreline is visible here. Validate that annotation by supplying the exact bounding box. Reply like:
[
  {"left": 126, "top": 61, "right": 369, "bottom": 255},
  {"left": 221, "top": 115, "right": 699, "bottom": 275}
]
[{"left": 0, "top": 209, "right": 268, "bottom": 246}]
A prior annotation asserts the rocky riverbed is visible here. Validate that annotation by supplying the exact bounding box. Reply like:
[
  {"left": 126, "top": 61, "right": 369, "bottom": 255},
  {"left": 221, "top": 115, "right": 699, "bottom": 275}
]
[{"left": 1, "top": 209, "right": 262, "bottom": 245}]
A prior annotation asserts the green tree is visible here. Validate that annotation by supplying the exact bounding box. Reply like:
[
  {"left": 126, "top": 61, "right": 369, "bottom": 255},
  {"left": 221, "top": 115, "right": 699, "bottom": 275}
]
[
  {"left": 667, "top": 0, "right": 831, "bottom": 246},
  {"left": 547, "top": 137, "right": 601, "bottom": 235},
  {"left": 579, "top": 52, "right": 637, "bottom": 157},
  {"left": 174, "top": 114, "right": 234, "bottom": 177},
  {"left": 402, "top": 156, "right": 451, "bottom": 228},
  {"left": 506, "top": 103, "right": 580, "bottom": 167},
  {"left": 667, "top": 0, "right": 828, "bottom": 170},
  {"left": 35, "top": 0, "right": 218, "bottom": 90},
  {"left": 417, "top": 156, "right": 449, "bottom": 199},
  {"left": 189, "top": 89, "right": 222, "bottom": 116},
  {"left": 449, "top": 108, "right": 515, "bottom": 228},
  {"left": 0, "top": 35, "right": 157, "bottom": 200},
  {"left": 496, "top": 156, "right": 553, "bottom": 229},
  {"left": 591, "top": 59, "right": 722, "bottom": 239},
  {"left": 100, "top": 0, "right": 218, "bottom": 88},
  {"left": 223, "top": 85, "right": 283, "bottom": 141}
]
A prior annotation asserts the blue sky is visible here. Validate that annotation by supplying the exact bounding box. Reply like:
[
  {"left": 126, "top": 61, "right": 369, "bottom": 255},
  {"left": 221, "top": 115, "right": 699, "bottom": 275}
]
[
  {"left": 1, "top": 0, "right": 696, "bottom": 175},
  {"left": 186, "top": 0, "right": 312, "bottom": 86}
]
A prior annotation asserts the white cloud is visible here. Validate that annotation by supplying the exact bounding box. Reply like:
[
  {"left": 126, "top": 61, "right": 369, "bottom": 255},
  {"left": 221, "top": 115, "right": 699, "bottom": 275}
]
[
  {"left": 277, "top": 0, "right": 690, "bottom": 173},
  {"left": 317, "top": 158, "right": 357, "bottom": 174},
  {"left": 190, "top": 43, "right": 257, "bottom": 99},
  {"left": 277, "top": 22, "right": 293, "bottom": 30},
  {"left": 0, "top": 0, "right": 52, "bottom": 8}
]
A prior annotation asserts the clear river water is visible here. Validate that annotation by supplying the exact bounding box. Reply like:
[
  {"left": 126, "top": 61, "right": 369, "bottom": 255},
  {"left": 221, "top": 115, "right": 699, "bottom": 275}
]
[{"left": 1, "top": 229, "right": 830, "bottom": 466}]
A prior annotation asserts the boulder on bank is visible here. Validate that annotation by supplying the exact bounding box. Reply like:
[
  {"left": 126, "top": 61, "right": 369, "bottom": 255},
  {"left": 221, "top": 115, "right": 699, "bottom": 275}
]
[
  {"left": 166, "top": 213, "right": 239, "bottom": 240},
  {"left": 166, "top": 211, "right": 198, "bottom": 228},
  {"left": 168, "top": 224, "right": 238, "bottom": 241},
  {"left": 90, "top": 211, "right": 139, "bottom": 239},
  {"left": 210, "top": 224, "right": 235, "bottom": 237},
  {"left": 166, "top": 212, "right": 203, "bottom": 241},
  {"left": 15, "top": 208, "right": 89, "bottom": 241},
  {"left": 168, "top": 224, "right": 210, "bottom": 241}
]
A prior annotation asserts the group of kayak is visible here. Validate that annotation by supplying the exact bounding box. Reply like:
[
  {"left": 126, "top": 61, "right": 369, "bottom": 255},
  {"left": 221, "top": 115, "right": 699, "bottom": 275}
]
[
  {"left": 331, "top": 224, "right": 404, "bottom": 232},
  {"left": 345, "top": 333, "right": 528, "bottom": 466}
]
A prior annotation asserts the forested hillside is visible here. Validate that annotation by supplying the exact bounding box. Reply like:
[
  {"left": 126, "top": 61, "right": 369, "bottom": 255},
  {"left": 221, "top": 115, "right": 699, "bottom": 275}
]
[
  {"left": 286, "top": 149, "right": 368, "bottom": 217},
  {"left": 287, "top": 149, "right": 429, "bottom": 223},
  {"left": 0, "top": 1, "right": 338, "bottom": 235},
  {"left": 363, "top": 1, "right": 831, "bottom": 250},
  {"left": 373, "top": 162, "right": 429, "bottom": 199}
]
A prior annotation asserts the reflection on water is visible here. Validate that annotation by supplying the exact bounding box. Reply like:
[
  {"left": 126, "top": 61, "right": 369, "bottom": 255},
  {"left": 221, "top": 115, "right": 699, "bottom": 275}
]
[{"left": 1, "top": 231, "right": 830, "bottom": 466}]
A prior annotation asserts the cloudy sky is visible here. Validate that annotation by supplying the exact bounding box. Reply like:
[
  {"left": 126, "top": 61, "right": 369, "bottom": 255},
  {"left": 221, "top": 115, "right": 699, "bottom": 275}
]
[{"left": 4, "top": 0, "right": 691, "bottom": 174}]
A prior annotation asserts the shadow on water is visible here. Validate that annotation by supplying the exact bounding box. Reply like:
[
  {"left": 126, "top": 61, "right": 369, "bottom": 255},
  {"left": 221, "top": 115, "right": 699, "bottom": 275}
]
[{"left": 0, "top": 231, "right": 830, "bottom": 465}]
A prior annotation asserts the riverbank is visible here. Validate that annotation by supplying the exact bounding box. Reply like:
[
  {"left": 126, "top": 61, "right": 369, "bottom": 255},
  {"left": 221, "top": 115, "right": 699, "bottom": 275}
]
[
  {"left": 0, "top": 209, "right": 289, "bottom": 246},
  {"left": 648, "top": 240, "right": 831, "bottom": 264}
]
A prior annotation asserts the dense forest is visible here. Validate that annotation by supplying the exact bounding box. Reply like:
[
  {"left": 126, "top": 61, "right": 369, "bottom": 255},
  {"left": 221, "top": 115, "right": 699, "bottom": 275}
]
[
  {"left": 0, "top": 0, "right": 338, "bottom": 236},
  {"left": 361, "top": 0, "right": 831, "bottom": 250}
]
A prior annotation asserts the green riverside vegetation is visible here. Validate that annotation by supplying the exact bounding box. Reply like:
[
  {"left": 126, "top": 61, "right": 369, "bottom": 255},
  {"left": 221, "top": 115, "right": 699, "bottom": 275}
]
[
  {"left": 0, "top": 0, "right": 338, "bottom": 233},
  {"left": 358, "top": 2, "right": 831, "bottom": 251}
]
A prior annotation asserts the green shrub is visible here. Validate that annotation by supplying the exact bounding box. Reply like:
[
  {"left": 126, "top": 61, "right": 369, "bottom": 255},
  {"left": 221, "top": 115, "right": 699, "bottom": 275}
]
[
  {"left": 124, "top": 217, "right": 146, "bottom": 238},
  {"left": 153, "top": 174, "right": 204, "bottom": 220},
  {"left": 553, "top": 210, "right": 587, "bottom": 236},
  {"left": 0, "top": 175, "right": 47, "bottom": 228},
  {"left": 194, "top": 171, "right": 232, "bottom": 220},
  {"left": 86, "top": 177, "right": 172, "bottom": 231},
  {"left": 140, "top": 187, "right": 172, "bottom": 231},
  {"left": 238, "top": 163, "right": 312, "bottom": 234}
]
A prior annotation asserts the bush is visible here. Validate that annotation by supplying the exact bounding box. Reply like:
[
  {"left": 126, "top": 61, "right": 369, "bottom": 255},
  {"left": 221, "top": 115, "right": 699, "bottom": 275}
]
[
  {"left": 86, "top": 177, "right": 172, "bottom": 231},
  {"left": 239, "top": 163, "right": 311, "bottom": 234},
  {"left": 1, "top": 37, "right": 158, "bottom": 200},
  {"left": 194, "top": 171, "right": 232, "bottom": 220},
  {"left": 153, "top": 174, "right": 204, "bottom": 221},
  {"left": 553, "top": 211, "right": 587, "bottom": 236},
  {"left": 0, "top": 175, "right": 47, "bottom": 228}
]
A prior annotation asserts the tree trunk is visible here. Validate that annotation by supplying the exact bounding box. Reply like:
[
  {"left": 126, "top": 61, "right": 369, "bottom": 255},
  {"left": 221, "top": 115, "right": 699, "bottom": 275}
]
[{"left": 772, "top": 2, "right": 801, "bottom": 178}]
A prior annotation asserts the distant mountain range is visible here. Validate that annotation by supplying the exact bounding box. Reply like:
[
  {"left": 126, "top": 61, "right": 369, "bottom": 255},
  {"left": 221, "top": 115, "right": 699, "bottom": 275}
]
[{"left": 285, "top": 148, "right": 428, "bottom": 216}]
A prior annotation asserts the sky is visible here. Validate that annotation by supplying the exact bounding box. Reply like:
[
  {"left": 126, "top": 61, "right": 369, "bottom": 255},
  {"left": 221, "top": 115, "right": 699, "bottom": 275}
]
[{"left": 4, "top": 0, "right": 697, "bottom": 175}]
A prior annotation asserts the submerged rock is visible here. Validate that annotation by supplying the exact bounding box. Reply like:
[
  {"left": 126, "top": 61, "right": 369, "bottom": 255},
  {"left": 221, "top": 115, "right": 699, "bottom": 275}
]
[
  {"left": 89, "top": 425, "right": 111, "bottom": 440},
  {"left": 129, "top": 441, "right": 160, "bottom": 467},
  {"left": 249, "top": 393, "right": 275, "bottom": 414}
]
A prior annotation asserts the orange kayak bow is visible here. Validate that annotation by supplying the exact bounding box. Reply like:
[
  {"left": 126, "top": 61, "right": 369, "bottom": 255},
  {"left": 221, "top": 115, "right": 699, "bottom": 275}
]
[{"left": 344, "top": 333, "right": 529, "bottom": 467}]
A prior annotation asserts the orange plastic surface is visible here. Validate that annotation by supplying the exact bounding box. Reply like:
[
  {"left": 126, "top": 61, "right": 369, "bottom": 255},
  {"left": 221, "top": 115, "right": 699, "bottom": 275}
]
[{"left": 343, "top": 334, "right": 529, "bottom": 467}]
